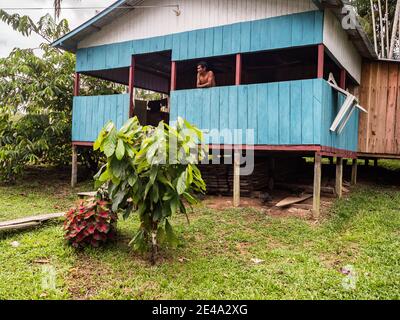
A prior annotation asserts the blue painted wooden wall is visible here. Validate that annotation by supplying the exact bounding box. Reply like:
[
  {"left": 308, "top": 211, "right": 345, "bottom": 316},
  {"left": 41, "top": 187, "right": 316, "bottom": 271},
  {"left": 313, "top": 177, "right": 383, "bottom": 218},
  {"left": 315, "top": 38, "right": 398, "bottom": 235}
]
[
  {"left": 170, "top": 79, "right": 359, "bottom": 152},
  {"left": 72, "top": 94, "right": 129, "bottom": 142},
  {"left": 76, "top": 10, "right": 323, "bottom": 72}
]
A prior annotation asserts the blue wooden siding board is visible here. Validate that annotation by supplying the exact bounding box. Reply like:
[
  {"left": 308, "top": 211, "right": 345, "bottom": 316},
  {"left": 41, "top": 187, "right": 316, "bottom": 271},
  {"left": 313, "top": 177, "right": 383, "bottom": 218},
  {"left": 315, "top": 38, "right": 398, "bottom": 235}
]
[
  {"left": 290, "top": 81, "right": 302, "bottom": 144},
  {"left": 196, "top": 29, "right": 206, "bottom": 58},
  {"left": 228, "top": 86, "right": 238, "bottom": 132},
  {"left": 72, "top": 94, "right": 129, "bottom": 142},
  {"left": 267, "top": 83, "right": 279, "bottom": 144},
  {"left": 178, "top": 32, "right": 189, "bottom": 61},
  {"left": 302, "top": 11, "right": 315, "bottom": 45},
  {"left": 219, "top": 86, "right": 230, "bottom": 143},
  {"left": 257, "top": 84, "right": 268, "bottom": 144},
  {"left": 314, "top": 10, "right": 324, "bottom": 42},
  {"left": 271, "top": 16, "right": 291, "bottom": 49},
  {"left": 213, "top": 26, "right": 224, "bottom": 57},
  {"left": 209, "top": 88, "right": 220, "bottom": 144},
  {"left": 222, "top": 25, "right": 233, "bottom": 55},
  {"left": 231, "top": 23, "right": 241, "bottom": 53},
  {"left": 106, "top": 44, "right": 118, "bottom": 69},
  {"left": 247, "top": 85, "right": 258, "bottom": 144},
  {"left": 204, "top": 28, "right": 215, "bottom": 57},
  {"left": 278, "top": 82, "right": 291, "bottom": 144},
  {"left": 92, "top": 46, "right": 106, "bottom": 71},
  {"left": 238, "top": 85, "right": 248, "bottom": 144},
  {"left": 291, "top": 14, "right": 304, "bottom": 47},
  {"left": 250, "top": 19, "right": 262, "bottom": 52},
  {"left": 301, "top": 80, "right": 314, "bottom": 144},
  {"left": 188, "top": 31, "right": 197, "bottom": 59},
  {"left": 240, "top": 21, "right": 251, "bottom": 53},
  {"left": 166, "top": 79, "right": 358, "bottom": 151},
  {"left": 77, "top": 11, "right": 324, "bottom": 72}
]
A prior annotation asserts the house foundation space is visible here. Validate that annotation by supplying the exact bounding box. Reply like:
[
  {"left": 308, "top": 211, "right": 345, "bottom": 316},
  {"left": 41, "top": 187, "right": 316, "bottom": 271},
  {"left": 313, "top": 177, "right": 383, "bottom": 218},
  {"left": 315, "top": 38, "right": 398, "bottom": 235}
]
[{"left": 198, "top": 150, "right": 358, "bottom": 219}]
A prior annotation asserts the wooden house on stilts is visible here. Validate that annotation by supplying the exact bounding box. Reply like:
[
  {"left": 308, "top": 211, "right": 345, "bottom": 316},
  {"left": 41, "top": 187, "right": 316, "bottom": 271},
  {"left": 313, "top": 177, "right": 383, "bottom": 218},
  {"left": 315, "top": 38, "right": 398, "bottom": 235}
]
[{"left": 53, "top": 0, "right": 394, "bottom": 217}]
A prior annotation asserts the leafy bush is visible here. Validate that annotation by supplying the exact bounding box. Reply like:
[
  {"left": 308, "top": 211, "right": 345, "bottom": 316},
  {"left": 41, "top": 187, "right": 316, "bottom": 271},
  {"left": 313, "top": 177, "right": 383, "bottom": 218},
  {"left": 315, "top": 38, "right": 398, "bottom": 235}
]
[
  {"left": 94, "top": 117, "right": 206, "bottom": 264},
  {"left": 0, "top": 11, "right": 124, "bottom": 182},
  {"left": 64, "top": 193, "right": 118, "bottom": 248}
]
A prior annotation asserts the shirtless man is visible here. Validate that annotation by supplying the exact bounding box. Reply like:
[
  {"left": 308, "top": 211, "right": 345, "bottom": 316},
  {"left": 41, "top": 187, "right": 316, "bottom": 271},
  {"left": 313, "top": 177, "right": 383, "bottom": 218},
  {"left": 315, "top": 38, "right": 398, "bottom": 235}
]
[{"left": 196, "top": 61, "right": 216, "bottom": 88}]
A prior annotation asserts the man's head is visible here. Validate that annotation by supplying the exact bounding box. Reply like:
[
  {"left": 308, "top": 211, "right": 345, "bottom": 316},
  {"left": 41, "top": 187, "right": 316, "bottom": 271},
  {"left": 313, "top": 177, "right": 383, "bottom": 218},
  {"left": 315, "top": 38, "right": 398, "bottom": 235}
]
[{"left": 197, "top": 61, "right": 209, "bottom": 73}]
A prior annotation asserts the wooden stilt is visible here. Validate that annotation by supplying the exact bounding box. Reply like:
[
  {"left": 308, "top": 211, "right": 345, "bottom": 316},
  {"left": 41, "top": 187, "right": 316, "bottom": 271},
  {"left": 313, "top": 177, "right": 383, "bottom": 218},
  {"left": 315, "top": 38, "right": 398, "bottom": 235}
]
[
  {"left": 233, "top": 149, "right": 241, "bottom": 207},
  {"left": 317, "top": 44, "right": 325, "bottom": 79},
  {"left": 71, "top": 145, "right": 78, "bottom": 188},
  {"left": 351, "top": 158, "right": 358, "bottom": 185},
  {"left": 313, "top": 153, "right": 322, "bottom": 218},
  {"left": 374, "top": 159, "right": 379, "bottom": 167},
  {"left": 336, "top": 157, "right": 343, "bottom": 198}
]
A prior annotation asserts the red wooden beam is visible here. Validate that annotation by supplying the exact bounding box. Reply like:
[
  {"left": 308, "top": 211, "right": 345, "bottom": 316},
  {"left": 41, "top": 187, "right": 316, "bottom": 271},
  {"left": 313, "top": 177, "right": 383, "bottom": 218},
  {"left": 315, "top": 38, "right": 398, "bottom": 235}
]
[
  {"left": 129, "top": 56, "right": 135, "bottom": 117},
  {"left": 170, "top": 61, "right": 177, "bottom": 91},
  {"left": 72, "top": 141, "right": 94, "bottom": 147},
  {"left": 340, "top": 69, "right": 346, "bottom": 89},
  {"left": 317, "top": 44, "right": 324, "bottom": 79},
  {"left": 235, "top": 53, "right": 242, "bottom": 85},
  {"left": 74, "top": 72, "right": 80, "bottom": 96}
]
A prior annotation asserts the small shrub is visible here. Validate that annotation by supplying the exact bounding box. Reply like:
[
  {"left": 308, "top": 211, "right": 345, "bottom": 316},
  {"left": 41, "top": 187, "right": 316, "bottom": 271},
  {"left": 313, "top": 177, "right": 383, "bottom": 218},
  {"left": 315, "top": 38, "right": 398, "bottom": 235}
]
[{"left": 64, "top": 195, "right": 118, "bottom": 248}]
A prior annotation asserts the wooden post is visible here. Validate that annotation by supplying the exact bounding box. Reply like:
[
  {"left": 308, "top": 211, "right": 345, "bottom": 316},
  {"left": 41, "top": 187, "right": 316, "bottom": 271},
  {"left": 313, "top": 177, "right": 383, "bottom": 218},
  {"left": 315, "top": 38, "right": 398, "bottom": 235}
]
[
  {"left": 313, "top": 153, "right": 322, "bottom": 218},
  {"left": 351, "top": 158, "right": 358, "bottom": 185},
  {"left": 72, "top": 73, "right": 80, "bottom": 188},
  {"left": 74, "top": 72, "right": 80, "bottom": 97},
  {"left": 374, "top": 159, "right": 379, "bottom": 167},
  {"left": 129, "top": 56, "right": 135, "bottom": 117},
  {"left": 233, "top": 149, "right": 241, "bottom": 207},
  {"left": 170, "top": 61, "right": 177, "bottom": 91},
  {"left": 317, "top": 44, "right": 324, "bottom": 79},
  {"left": 235, "top": 53, "right": 242, "bottom": 85},
  {"left": 340, "top": 68, "right": 346, "bottom": 89},
  {"left": 71, "top": 145, "right": 78, "bottom": 188},
  {"left": 336, "top": 157, "right": 343, "bottom": 198}
]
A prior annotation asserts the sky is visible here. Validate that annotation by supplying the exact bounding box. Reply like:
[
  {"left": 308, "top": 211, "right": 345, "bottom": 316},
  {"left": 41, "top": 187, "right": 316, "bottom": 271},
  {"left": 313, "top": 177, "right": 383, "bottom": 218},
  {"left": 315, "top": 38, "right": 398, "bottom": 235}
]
[{"left": 0, "top": 0, "right": 115, "bottom": 57}]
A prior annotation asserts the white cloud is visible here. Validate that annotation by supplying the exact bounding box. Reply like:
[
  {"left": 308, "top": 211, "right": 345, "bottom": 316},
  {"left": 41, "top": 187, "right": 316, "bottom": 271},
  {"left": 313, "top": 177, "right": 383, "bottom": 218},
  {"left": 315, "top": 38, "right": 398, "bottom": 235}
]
[{"left": 0, "top": 0, "right": 115, "bottom": 57}]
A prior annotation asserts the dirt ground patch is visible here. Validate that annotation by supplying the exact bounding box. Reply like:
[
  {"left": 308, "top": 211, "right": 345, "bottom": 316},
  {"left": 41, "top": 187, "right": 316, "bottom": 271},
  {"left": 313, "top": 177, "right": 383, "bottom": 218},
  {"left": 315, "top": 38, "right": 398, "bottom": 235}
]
[{"left": 202, "top": 193, "right": 336, "bottom": 220}]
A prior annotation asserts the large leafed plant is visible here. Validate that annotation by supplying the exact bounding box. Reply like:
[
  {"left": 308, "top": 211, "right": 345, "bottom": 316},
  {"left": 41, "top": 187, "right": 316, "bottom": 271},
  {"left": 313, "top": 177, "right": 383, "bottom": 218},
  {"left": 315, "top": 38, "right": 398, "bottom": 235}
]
[{"left": 94, "top": 117, "right": 206, "bottom": 264}]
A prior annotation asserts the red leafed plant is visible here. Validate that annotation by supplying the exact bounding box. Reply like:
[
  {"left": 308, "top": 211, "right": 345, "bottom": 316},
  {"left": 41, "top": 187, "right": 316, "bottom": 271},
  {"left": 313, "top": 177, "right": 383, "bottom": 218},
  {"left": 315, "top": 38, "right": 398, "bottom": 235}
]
[{"left": 64, "top": 195, "right": 118, "bottom": 248}]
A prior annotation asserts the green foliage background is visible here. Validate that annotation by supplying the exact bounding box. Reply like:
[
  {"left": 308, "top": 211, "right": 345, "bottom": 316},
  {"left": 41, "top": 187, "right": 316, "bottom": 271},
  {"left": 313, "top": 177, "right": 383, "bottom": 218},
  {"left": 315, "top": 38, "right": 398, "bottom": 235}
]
[{"left": 0, "top": 11, "right": 123, "bottom": 182}]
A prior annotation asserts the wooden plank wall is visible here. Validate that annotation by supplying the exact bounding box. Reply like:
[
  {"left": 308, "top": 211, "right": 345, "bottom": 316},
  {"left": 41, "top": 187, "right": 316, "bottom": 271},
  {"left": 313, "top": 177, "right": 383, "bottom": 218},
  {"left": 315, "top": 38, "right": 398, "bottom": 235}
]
[
  {"left": 170, "top": 79, "right": 360, "bottom": 151},
  {"left": 359, "top": 60, "right": 400, "bottom": 155},
  {"left": 72, "top": 94, "right": 130, "bottom": 142},
  {"left": 76, "top": 11, "right": 323, "bottom": 72},
  {"left": 79, "top": 0, "right": 317, "bottom": 49}
]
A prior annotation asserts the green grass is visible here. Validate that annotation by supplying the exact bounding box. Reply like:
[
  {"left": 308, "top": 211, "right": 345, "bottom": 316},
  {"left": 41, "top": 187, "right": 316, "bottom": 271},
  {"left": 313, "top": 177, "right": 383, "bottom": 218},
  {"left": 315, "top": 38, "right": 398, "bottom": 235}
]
[{"left": 0, "top": 167, "right": 399, "bottom": 300}]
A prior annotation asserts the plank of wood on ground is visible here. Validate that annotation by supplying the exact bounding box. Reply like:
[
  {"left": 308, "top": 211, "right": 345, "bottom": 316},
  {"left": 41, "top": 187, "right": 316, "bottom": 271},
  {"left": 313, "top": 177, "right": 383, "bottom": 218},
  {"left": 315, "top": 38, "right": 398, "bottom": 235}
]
[
  {"left": 0, "top": 212, "right": 65, "bottom": 229},
  {"left": 77, "top": 191, "right": 96, "bottom": 199},
  {"left": 0, "top": 221, "right": 41, "bottom": 232},
  {"left": 275, "top": 194, "right": 313, "bottom": 208}
]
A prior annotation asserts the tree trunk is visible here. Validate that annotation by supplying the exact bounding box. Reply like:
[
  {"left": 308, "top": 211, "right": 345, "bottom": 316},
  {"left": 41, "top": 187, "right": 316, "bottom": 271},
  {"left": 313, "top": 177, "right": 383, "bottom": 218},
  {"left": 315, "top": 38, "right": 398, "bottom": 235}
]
[
  {"left": 386, "top": 0, "right": 390, "bottom": 58},
  {"left": 371, "top": 0, "right": 379, "bottom": 55},
  {"left": 150, "top": 226, "right": 158, "bottom": 265},
  {"left": 389, "top": 0, "right": 400, "bottom": 59},
  {"left": 378, "top": 0, "right": 385, "bottom": 57}
]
